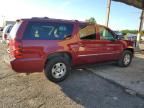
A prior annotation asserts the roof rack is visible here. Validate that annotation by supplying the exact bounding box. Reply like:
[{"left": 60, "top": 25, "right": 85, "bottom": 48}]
[
  {"left": 30, "top": 17, "right": 82, "bottom": 23},
  {"left": 31, "top": 17, "right": 49, "bottom": 19}
]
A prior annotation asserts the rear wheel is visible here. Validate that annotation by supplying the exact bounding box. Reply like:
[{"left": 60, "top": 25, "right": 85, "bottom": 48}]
[
  {"left": 118, "top": 50, "right": 133, "bottom": 67},
  {"left": 44, "top": 57, "right": 71, "bottom": 83}
]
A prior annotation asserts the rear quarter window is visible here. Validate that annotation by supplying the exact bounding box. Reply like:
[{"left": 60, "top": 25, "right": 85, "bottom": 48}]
[{"left": 23, "top": 21, "right": 73, "bottom": 40}]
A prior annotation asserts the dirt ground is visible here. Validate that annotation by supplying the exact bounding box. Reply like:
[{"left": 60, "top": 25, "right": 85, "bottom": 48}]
[
  {"left": 0, "top": 43, "right": 144, "bottom": 108},
  {"left": 0, "top": 44, "right": 82, "bottom": 108}
]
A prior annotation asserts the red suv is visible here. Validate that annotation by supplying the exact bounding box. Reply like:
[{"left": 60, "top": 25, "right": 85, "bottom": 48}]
[{"left": 5, "top": 17, "right": 134, "bottom": 82}]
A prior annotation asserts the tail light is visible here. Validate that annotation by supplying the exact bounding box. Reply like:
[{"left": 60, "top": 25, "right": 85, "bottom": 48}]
[
  {"left": 13, "top": 40, "right": 23, "bottom": 58},
  {"left": 4, "top": 34, "right": 7, "bottom": 40}
]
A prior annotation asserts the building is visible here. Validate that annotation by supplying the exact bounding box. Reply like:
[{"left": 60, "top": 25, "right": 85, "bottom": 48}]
[{"left": 3, "top": 21, "right": 15, "bottom": 27}]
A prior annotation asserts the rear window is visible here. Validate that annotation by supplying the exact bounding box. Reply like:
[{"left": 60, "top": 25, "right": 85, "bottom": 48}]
[
  {"left": 7, "top": 26, "right": 13, "bottom": 33},
  {"left": 9, "top": 22, "right": 21, "bottom": 39},
  {"left": 23, "top": 21, "right": 73, "bottom": 40}
]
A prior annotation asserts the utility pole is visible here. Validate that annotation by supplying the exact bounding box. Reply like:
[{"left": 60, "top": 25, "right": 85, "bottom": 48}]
[
  {"left": 105, "top": 0, "right": 111, "bottom": 27},
  {"left": 2, "top": 16, "right": 5, "bottom": 27},
  {"left": 137, "top": 10, "right": 144, "bottom": 47}
]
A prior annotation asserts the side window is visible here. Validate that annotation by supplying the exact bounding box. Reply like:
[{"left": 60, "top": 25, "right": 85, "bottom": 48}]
[
  {"left": 99, "top": 27, "right": 114, "bottom": 40},
  {"left": 79, "top": 24, "right": 96, "bottom": 40},
  {"left": 23, "top": 22, "right": 73, "bottom": 40}
]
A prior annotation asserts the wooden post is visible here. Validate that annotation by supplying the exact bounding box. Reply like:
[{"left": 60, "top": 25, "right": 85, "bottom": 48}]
[
  {"left": 106, "top": 0, "right": 111, "bottom": 27},
  {"left": 137, "top": 10, "right": 144, "bottom": 48}
]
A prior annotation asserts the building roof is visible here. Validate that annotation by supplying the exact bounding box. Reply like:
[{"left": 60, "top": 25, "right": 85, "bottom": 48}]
[{"left": 112, "top": 0, "right": 144, "bottom": 9}]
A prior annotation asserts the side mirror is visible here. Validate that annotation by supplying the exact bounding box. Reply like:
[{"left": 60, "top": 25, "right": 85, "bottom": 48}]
[{"left": 115, "top": 35, "right": 122, "bottom": 40}]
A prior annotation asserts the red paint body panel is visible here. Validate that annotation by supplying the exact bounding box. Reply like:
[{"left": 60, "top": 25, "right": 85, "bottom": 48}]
[
  {"left": 7, "top": 18, "right": 134, "bottom": 73},
  {"left": 11, "top": 58, "right": 43, "bottom": 72}
]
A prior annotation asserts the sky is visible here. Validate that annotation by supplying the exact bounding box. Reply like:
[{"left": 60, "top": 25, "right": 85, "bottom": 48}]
[{"left": 0, "top": 0, "right": 142, "bottom": 30}]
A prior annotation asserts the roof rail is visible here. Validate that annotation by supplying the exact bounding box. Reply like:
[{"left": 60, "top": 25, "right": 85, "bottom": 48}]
[
  {"left": 31, "top": 17, "right": 49, "bottom": 19},
  {"left": 30, "top": 17, "right": 81, "bottom": 23}
]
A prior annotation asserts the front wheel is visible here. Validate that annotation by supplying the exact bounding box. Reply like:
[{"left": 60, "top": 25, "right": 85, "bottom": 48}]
[
  {"left": 44, "top": 57, "right": 71, "bottom": 83},
  {"left": 117, "top": 50, "right": 133, "bottom": 67}
]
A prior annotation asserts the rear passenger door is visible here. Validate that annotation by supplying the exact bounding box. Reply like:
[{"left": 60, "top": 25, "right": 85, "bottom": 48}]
[{"left": 77, "top": 24, "right": 100, "bottom": 64}]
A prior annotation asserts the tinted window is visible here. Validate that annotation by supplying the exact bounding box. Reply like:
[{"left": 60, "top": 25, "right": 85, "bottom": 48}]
[
  {"left": 79, "top": 24, "right": 96, "bottom": 40},
  {"left": 7, "top": 26, "right": 13, "bottom": 33},
  {"left": 23, "top": 22, "right": 73, "bottom": 40},
  {"left": 99, "top": 27, "right": 115, "bottom": 40}
]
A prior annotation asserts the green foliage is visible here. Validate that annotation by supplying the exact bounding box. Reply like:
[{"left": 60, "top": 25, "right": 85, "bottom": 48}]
[
  {"left": 121, "top": 30, "right": 144, "bottom": 35},
  {"left": 121, "top": 30, "right": 138, "bottom": 35},
  {"left": 85, "top": 17, "right": 96, "bottom": 24}
]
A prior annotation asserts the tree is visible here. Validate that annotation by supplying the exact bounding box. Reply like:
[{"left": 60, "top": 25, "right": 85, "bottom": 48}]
[
  {"left": 85, "top": 17, "right": 96, "bottom": 24},
  {"left": 121, "top": 30, "right": 140, "bottom": 35}
]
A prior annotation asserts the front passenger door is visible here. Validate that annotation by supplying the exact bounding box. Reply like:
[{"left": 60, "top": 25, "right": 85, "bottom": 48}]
[{"left": 98, "top": 26, "right": 123, "bottom": 61}]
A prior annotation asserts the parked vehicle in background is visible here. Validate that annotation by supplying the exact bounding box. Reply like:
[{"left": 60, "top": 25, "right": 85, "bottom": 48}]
[
  {"left": 0, "top": 27, "right": 3, "bottom": 38},
  {"left": 5, "top": 17, "right": 134, "bottom": 82},
  {"left": 139, "top": 36, "right": 144, "bottom": 50},
  {"left": 127, "top": 33, "right": 137, "bottom": 41},
  {"left": 126, "top": 34, "right": 137, "bottom": 47},
  {"left": 3, "top": 21, "right": 15, "bottom": 27},
  {"left": 141, "top": 36, "right": 144, "bottom": 41},
  {"left": 2, "top": 24, "right": 13, "bottom": 43}
]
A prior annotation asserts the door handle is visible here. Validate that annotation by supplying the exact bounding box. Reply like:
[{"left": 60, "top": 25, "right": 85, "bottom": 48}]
[
  {"left": 79, "top": 43, "right": 85, "bottom": 47},
  {"left": 107, "top": 47, "right": 111, "bottom": 50}
]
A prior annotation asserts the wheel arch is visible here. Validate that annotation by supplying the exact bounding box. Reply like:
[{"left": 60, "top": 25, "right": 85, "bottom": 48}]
[
  {"left": 124, "top": 48, "right": 134, "bottom": 53},
  {"left": 124, "top": 47, "right": 134, "bottom": 57},
  {"left": 44, "top": 52, "right": 72, "bottom": 69}
]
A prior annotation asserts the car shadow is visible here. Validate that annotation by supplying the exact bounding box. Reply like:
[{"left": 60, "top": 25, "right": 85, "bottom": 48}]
[
  {"left": 57, "top": 55, "right": 144, "bottom": 107},
  {"left": 58, "top": 69, "right": 112, "bottom": 107}
]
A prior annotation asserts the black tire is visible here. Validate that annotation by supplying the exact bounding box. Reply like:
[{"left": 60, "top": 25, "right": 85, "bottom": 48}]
[
  {"left": 118, "top": 50, "right": 133, "bottom": 67},
  {"left": 44, "top": 57, "right": 71, "bottom": 83}
]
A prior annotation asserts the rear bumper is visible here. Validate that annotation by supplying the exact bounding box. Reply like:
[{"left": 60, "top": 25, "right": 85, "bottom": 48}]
[{"left": 4, "top": 55, "right": 44, "bottom": 73}]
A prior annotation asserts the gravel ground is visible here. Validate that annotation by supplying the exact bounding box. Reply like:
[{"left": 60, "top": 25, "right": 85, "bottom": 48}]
[{"left": 0, "top": 43, "right": 144, "bottom": 108}]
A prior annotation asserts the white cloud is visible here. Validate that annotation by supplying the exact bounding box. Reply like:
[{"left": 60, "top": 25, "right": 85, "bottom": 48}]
[{"left": 0, "top": 0, "right": 74, "bottom": 26}]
